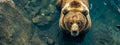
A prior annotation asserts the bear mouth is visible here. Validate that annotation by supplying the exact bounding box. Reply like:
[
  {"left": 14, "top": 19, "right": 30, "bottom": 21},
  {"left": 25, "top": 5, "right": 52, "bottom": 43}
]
[{"left": 71, "top": 30, "right": 79, "bottom": 37}]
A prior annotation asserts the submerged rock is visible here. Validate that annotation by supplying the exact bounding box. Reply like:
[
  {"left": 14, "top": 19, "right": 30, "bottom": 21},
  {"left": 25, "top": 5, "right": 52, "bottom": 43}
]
[
  {"left": 47, "top": 39, "right": 55, "bottom": 45},
  {"left": 45, "top": 37, "right": 55, "bottom": 45},
  {"left": 32, "top": 15, "right": 52, "bottom": 26},
  {"left": 48, "top": 4, "right": 56, "bottom": 13}
]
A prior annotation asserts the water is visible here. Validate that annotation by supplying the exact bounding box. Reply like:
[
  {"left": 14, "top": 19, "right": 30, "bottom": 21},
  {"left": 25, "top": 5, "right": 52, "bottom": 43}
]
[{"left": 0, "top": 0, "right": 120, "bottom": 45}]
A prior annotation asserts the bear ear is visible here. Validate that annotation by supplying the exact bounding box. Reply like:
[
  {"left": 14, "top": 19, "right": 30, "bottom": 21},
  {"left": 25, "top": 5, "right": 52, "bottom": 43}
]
[
  {"left": 63, "top": 9, "right": 69, "bottom": 15},
  {"left": 56, "top": 0, "right": 62, "bottom": 10},
  {"left": 82, "top": 10, "right": 88, "bottom": 16}
]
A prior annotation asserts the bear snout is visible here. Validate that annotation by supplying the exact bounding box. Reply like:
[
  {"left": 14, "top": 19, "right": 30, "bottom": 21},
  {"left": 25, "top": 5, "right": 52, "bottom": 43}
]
[{"left": 71, "top": 23, "right": 79, "bottom": 36}]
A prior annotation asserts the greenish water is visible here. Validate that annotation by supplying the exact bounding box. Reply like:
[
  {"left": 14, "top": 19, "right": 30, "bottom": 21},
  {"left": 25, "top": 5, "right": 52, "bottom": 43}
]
[{"left": 0, "top": 0, "right": 120, "bottom": 45}]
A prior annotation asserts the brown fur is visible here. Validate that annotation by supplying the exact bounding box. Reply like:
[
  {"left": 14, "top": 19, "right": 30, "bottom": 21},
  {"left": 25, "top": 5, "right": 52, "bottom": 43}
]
[{"left": 57, "top": 0, "right": 91, "bottom": 36}]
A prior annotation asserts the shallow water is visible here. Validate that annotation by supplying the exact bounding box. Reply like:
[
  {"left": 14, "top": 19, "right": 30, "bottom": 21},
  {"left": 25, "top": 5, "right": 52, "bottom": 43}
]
[{"left": 0, "top": 0, "right": 120, "bottom": 45}]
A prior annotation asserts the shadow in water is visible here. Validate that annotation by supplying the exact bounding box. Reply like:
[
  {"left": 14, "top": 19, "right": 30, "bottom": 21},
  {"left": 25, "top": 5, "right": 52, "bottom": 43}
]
[
  {"left": 116, "top": 25, "right": 120, "bottom": 29},
  {"left": 58, "top": 30, "right": 89, "bottom": 45}
]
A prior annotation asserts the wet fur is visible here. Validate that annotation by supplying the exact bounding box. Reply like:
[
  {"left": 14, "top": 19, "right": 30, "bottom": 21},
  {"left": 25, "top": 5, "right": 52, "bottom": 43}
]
[{"left": 57, "top": 0, "right": 91, "bottom": 36}]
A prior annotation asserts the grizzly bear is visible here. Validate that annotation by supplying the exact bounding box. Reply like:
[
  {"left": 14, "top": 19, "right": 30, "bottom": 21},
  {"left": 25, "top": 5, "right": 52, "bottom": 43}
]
[{"left": 57, "top": 0, "right": 91, "bottom": 37}]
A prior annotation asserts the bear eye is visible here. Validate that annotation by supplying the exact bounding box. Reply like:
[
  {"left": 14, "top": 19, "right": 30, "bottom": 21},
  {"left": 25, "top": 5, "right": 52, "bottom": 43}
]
[
  {"left": 69, "top": 21, "right": 73, "bottom": 26},
  {"left": 63, "top": 9, "right": 69, "bottom": 15},
  {"left": 82, "top": 10, "right": 88, "bottom": 16},
  {"left": 77, "top": 21, "right": 82, "bottom": 26}
]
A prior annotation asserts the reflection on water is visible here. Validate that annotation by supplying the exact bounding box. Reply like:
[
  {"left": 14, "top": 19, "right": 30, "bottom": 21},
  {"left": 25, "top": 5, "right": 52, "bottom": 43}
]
[{"left": 0, "top": 0, "right": 120, "bottom": 45}]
